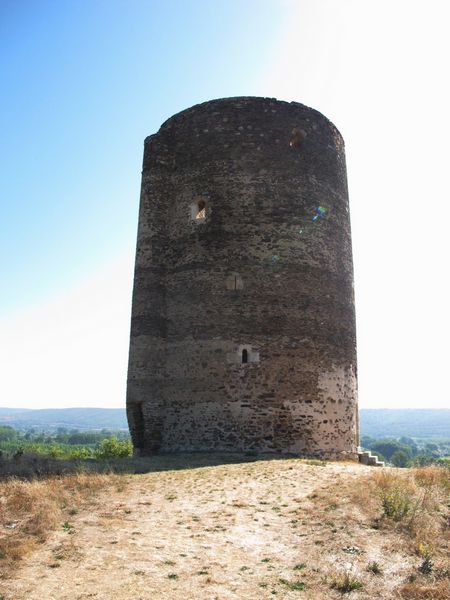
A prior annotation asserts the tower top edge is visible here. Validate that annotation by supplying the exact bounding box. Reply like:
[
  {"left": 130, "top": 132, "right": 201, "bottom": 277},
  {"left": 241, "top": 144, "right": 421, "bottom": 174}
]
[{"left": 145, "top": 96, "right": 344, "bottom": 144}]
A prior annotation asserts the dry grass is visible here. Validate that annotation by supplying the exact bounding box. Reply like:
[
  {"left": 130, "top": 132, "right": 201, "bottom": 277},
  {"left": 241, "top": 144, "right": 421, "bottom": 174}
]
[
  {"left": 398, "top": 579, "right": 450, "bottom": 599},
  {"left": 366, "top": 466, "right": 450, "bottom": 552},
  {"left": 0, "top": 472, "right": 121, "bottom": 576},
  {"left": 2, "top": 459, "right": 449, "bottom": 600}
]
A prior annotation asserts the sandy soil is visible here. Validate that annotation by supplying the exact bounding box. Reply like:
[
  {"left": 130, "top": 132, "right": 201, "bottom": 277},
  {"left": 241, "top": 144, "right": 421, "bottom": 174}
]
[{"left": 2, "top": 459, "right": 429, "bottom": 599}]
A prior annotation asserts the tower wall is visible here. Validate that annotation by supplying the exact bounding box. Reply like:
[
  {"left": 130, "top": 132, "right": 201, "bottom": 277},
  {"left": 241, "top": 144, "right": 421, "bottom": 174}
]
[{"left": 127, "top": 97, "right": 358, "bottom": 459}]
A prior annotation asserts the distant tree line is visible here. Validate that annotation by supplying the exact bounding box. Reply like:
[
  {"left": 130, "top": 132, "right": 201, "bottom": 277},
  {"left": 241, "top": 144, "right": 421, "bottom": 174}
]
[
  {"left": 361, "top": 435, "right": 450, "bottom": 468},
  {"left": 0, "top": 426, "right": 133, "bottom": 460}
]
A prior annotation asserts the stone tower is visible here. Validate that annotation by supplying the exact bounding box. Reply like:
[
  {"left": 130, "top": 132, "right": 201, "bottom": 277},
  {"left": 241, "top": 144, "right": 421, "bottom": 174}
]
[{"left": 126, "top": 97, "right": 358, "bottom": 459}]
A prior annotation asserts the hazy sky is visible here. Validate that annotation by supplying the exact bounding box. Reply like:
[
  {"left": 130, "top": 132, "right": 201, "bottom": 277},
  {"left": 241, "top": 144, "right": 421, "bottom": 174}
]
[{"left": 1, "top": 0, "right": 449, "bottom": 410}]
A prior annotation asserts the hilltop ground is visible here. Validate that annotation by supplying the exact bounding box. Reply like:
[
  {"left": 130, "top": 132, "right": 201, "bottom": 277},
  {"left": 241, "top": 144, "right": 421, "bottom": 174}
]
[{"left": 1, "top": 456, "right": 449, "bottom": 600}]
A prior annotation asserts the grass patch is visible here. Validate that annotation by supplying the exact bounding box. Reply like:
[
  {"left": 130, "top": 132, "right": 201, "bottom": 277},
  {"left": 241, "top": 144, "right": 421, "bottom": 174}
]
[
  {"left": 0, "top": 471, "right": 121, "bottom": 575},
  {"left": 359, "top": 467, "right": 449, "bottom": 551},
  {"left": 398, "top": 579, "right": 450, "bottom": 599},
  {"left": 330, "top": 572, "right": 364, "bottom": 593},
  {"left": 279, "top": 577, "right": 306, "bottom": 591},
  {"left": 366, "top": 561, "right": 383, "bottom": 575}
]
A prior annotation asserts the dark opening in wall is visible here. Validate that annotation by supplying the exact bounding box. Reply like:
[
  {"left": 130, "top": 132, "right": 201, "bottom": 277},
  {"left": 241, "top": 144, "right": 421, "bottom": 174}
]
[
  {"left": 131, "top": 402, "right": 145, "bottom": 450},
  {"left": 190, "top": 198, "right": 207, "bottom": 222},
  {"left": 196, "top": 199, "right": 206, "bottom": 219},
  {"left": 227, "top": 344, "right": 260, "bottom": 364}
]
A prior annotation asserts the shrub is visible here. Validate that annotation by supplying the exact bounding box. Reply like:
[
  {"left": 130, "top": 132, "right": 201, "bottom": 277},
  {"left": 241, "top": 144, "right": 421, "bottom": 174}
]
[
  {"left": 418, "top": 543, "right": 433, "bottom": 574},
  {"left": 330, "top": 572, "right": 364, "bottom": 593},
  {"left": 69, "top": 447, "right": 93, "bottom": 460},
  {"left": 94, "top": 437, "right": 133, "bottom": 459},
  {"left": 382, "top": 486, "right": 413, "bottom": 520},
  {"left": 371, "top": 467, "right": 449, "bottom": 550}
]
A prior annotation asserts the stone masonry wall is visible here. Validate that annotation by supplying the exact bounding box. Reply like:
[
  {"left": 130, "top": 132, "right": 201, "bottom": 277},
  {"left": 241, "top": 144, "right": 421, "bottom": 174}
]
[{"left": 126, "top": 96, "right": 358, "bottom": 459}]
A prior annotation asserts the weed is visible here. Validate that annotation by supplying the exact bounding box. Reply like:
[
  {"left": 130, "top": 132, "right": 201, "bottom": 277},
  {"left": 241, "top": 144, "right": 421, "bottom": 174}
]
[
  {"left": 293, "top": 563, "right": 306, "bottom": 571},
  {"left": 240, "top": 565, "right": 249, "bottom": 571},
  {"left": 167, "top": 573, "right": 178, "bottom": 580},
  {"left": 418, "top": 557, "right": 433, "bottom": 575},
  {"left": 330, "top": 572, "right": 364, "bottom": 593},
  {"left": 279, "top": 578, "right": 306, "bottom": 591},
  {"left": 163, "top": 559, "right": 176, "bottom": 566},
  {"left": 367, "top": 467, "right": 450, "bottom": 554},
  {"left": 418, "top": 544, "right": 433, "bottom": 574},
  {"left": 62, "top": 521, "right": 74, "bottom": 531},
  {"left": 366, "top": 561, "right": 383, "bottom": 575}
]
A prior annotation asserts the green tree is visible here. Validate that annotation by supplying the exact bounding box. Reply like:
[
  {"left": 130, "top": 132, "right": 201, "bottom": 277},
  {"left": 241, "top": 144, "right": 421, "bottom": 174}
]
[
  {"left": 360, "top": 435, "right": 376, "bottom": 449},
  {"left": 412, "top": 454, "right": 434, "bottom": 466},
  {"left": 371, "top": 440, "right": 411, "bottom": 462},
  {"left": 94, "top": 437, "right": 132, "bottom": 459},
  {"left": 424, "top": 443, "right": 440, "bottom": 458},
  {"left": 391, "top": 450, "right": 411, "bottom": 468},
  {"left": 399, "top": 437, "right": 418, "bottom": 455},
  {"left": 0, "top": 426, "right": 17, "bottom": 442}
]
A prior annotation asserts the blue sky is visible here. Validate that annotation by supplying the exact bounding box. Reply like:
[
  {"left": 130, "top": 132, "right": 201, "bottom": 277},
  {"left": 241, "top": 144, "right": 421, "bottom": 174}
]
[
  {"left": 1, "top": 0, "right": 287, "bottom": 311},
  {"left": 1, "top": 0, "right": 449, "bottom": 409}
]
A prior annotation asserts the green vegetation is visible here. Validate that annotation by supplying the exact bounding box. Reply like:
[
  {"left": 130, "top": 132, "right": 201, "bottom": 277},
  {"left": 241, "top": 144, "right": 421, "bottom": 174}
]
[
  {"left": 0, "top": 425, "right": 132, "bottom": 461},
  {"left": 381, "top": 486, "right": 413, "bottom": 521},
  {"left": 330, "top": 572, "right": 364, "bottom": 593},
  {"left": 360, "top": 434, "right": 450, "bottom": 468},
  {"left": 366, "top": 561, "right": 382, "bottom": 575},
  {"left": 279, "top": 578, "right": 306, "bottom": 591}
]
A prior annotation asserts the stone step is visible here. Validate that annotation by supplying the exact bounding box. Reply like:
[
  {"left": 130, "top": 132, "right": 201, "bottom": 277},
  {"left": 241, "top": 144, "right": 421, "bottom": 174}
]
[{"left": 358, "top": 449, "right": 385, "bottom": 467}]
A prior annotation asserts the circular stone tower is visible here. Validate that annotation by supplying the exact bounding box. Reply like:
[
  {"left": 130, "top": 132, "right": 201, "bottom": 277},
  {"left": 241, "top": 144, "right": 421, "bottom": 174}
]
[{"left": 126, "top": 97, "right": 358, "bottom": 459}]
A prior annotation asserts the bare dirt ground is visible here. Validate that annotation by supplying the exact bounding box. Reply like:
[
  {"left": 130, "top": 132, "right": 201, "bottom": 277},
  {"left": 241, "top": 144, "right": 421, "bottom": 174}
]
[{"left": 2, "top": 458, "right": 448, "bottom": 599}]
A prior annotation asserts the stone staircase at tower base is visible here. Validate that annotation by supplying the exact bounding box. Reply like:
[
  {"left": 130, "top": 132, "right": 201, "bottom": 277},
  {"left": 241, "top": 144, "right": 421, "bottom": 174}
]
[{"left": 358, "top": 448, "right": 385, "bottom": 467}]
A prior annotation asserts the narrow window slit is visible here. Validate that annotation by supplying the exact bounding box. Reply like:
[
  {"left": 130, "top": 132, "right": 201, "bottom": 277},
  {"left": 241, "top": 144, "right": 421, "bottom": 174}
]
[{"left": 196, "top": 200, "right": 206, "bottom": 219}]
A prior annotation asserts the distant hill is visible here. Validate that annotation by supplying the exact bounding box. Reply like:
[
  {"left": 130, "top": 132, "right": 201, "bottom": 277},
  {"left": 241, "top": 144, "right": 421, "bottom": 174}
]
[
  {"left": 0, "top": 407, "right": 448, "bottom": 438},
  {"left": 0, "top": 407, "right": 128, "bottom": 431},
  {"left": 360, "top": 409, "right": 450, "bottom": 439}
]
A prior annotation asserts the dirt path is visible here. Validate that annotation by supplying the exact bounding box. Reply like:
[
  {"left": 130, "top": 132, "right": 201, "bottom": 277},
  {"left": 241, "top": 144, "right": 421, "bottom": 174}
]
[{"left": 3, "top": 460, "right": 412, "bottom": 599}]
